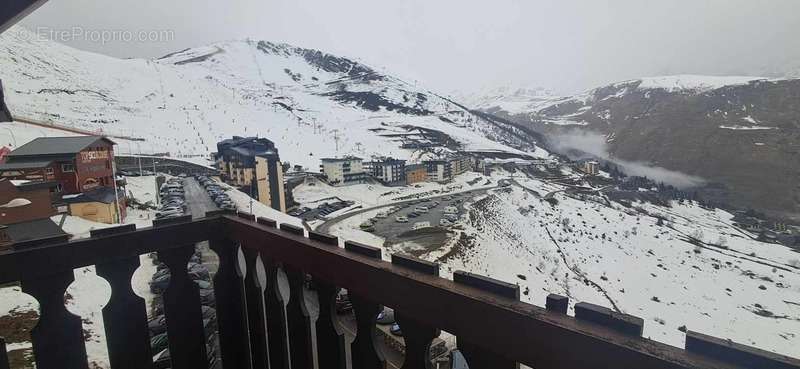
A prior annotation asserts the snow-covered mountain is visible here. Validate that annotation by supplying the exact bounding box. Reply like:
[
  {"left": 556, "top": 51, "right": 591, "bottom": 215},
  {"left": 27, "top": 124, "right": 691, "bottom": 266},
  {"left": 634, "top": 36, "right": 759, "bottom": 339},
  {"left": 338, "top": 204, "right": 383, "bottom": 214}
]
[
  {"left": 472, "top": 75, "right": 800, "bottom": 220},
  {"left": 455, "top": 85, "right": 558, "bottom": 115},
  {"left": 0, "top": 26, "right": 547, "bottom": 169}
]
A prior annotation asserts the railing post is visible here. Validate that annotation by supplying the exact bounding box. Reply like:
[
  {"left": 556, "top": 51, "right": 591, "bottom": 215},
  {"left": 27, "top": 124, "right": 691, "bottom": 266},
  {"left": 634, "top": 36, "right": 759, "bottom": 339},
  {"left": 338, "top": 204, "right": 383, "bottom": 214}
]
[
  {"left": 263, "top": 259, "right": 291, "bottom": 369},
  {"left": 158, "top": 243, "right": 209, "bottom": 369},
  {"left": 242, "top": 247, "right": 270, "bottom": 369},
  {"left": 209, "top": 236, "right": 252, "bottom": 369},
  {"left": 281, "top": 224, "right": 315, "bottom": 369},
  {"left": 1, "top": 337, "right": 10, "bottom": 369},
  {"left": 350, "top": 295, "right": 386, "bottom": 369},
  {"left": 310, "top": 232, "right": 347, "bottom": 369},
  {"left": 258, "top": 218, "right": 291, "bottom": 369},
  {"left": 17, "top": 235, "right": 87, "bottom": 369},
  {"left": 92, "top": 225, "right": 153, "bottom": 369},
  {"left": 392, "top": 255, "right": 441, "bottom": 369},
  {"left": 285, "top": 267, "right": 314, "bottom": 369},
  {"left": 346, "top": 241, "right": 386, "bottom": 369},
  {"left": 453, "top": 271, "right": 519, "bottom": 369}
]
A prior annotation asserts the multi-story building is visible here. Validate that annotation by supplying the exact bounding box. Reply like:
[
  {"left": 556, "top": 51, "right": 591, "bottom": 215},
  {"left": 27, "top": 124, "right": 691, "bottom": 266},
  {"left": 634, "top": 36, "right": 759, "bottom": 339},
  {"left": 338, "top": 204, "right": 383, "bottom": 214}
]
[
  {"left": 404, "top": 164, "right": 427, "bottom": 185},
  {"left": 215, "top": 136, "right": 286, "bottom": 212},
  {"left": 0, "top": 136, "right": 117, "bottom": 194},
  {"left": 424, "top": 160, "right": 450, "bottom": 182},
  {"left": 255, "top": 152, "right": 286, "bottom": 212},
  {"left": 320, "top": 157, "right": 367, "bottom": 186},
  {"left": 448, "top": 155, "right": 472, "bottom": 176},
  {"left": 368, "top": 158, "right": 406, "bottom": 185}
]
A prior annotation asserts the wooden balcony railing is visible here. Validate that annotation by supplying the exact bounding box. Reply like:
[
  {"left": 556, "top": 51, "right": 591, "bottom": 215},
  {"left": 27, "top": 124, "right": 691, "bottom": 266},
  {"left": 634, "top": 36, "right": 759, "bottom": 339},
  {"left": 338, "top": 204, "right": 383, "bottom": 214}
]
[{"left": 1, "top": 211, "right": 799, "bottom": 369}]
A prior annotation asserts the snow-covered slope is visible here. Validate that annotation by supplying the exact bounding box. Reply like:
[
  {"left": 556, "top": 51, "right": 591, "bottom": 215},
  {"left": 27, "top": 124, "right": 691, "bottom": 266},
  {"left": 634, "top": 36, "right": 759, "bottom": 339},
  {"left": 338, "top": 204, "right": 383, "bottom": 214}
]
[
  {"left": 456, "top": 85, "right": 558, "bottom": 115},
  {"left": 304, "top": 168, "right": 800, "bottom": 357},
  {"left": 634, "top": 75, "right": 770, "bottom": 93},
  {"left": 0, "top": 26, "right": 547, "bottom": 168},
  {"left": 439, "top": 173, "right": 800, "bottom": 355}
]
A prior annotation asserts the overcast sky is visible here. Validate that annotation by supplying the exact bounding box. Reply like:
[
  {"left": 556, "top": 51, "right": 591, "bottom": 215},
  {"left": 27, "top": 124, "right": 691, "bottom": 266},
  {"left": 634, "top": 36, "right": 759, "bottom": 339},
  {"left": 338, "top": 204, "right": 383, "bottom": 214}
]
[{"left": 19, "top": 0, "right": 800, "bottom": 95}]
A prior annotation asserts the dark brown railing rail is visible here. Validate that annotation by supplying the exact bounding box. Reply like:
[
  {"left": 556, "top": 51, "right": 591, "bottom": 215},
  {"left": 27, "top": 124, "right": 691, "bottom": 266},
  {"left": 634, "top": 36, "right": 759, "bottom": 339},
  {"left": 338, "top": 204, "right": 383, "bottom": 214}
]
[{"left": 0, "top": 212, "right": 798, "bottom": 369}]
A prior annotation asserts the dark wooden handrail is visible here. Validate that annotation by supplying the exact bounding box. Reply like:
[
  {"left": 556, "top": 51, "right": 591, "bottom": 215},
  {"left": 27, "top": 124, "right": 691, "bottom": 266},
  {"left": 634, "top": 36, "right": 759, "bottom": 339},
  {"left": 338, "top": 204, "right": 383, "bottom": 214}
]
[
  {"left": 0, "top": 214, "right": 798, "bottom": 369},
  {"left": 0, "top": 217, "right": 222, "bottom": 284}
]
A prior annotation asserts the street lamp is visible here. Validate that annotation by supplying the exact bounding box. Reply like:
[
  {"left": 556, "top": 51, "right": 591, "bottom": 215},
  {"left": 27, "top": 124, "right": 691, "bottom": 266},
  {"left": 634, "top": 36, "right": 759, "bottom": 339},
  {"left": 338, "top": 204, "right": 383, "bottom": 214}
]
[{"left": 0, "top": 198, "right": 31, "bottom": 208}]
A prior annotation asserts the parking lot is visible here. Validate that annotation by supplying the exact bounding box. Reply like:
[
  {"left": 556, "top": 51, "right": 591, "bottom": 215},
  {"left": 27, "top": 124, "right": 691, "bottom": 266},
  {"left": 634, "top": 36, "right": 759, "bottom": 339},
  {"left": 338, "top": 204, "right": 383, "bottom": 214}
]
[
  {"left": 183, "top": 177, "right": 220, "bottom": 219},
  {"left": 368, "top": 193, "right": 474, "bottom": 253}
]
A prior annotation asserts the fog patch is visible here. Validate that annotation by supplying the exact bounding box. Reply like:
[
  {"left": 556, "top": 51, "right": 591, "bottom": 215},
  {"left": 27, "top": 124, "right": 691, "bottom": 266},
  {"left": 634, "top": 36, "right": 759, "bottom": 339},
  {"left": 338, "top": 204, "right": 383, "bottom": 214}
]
[{"left": 549, "top": 131, "right": 706, "bottom": 188}]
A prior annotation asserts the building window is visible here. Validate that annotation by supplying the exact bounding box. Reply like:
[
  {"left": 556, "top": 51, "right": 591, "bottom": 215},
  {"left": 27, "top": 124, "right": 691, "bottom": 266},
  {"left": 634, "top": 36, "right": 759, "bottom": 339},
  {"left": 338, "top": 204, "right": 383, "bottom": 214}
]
[
  {"left": 62, "top": 163, "right": 75, "bottom": 172},
  {"left": 45, "top": 167, "right": 54, "bottom": 175}
]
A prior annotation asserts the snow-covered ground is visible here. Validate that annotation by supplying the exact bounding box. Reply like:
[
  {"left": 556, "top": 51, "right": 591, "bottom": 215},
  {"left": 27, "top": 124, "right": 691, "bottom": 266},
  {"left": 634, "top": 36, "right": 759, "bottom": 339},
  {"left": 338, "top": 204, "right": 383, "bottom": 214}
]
[
  {"left": 311, "top": 169, "right": 800, "bottom": 357},
  {"left": 221, "top": 182, "right": 304, "bottom": 228}
]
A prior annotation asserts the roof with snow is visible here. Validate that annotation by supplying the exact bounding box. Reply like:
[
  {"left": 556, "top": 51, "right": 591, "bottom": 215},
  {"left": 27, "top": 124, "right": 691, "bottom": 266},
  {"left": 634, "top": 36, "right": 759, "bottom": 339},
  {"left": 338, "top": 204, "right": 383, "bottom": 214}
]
[
  {"left": 61, "top": 187, "right": 122, "bottom": 204},
  {"left": 217, "top": 136, "right": 279, "bottom": 159},
  {"left": 8, "top": 136, "right": 115, "bottom": 157}
]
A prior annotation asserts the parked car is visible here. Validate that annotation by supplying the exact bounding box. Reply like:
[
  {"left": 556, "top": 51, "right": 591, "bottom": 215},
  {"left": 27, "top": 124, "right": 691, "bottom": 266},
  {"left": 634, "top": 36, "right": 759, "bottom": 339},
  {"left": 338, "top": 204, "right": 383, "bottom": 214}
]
[
  {"left": 153, "top": 349, "right": 170, "bottom": 369},
  {"left": 414, "top": 207, "right": 429, "bottom": 213},
  {"left": 412, "top": 222, "right": 431, "bottom": 230},
  {"left": 151, "top": 332, "right": 169, "bottom": 352},
  {"left": 390, "top": 323, "right": 403, "bottom": 336},
  {"left": 148, "top": 315, "right": 167, "bottom": 335},
  {"left": 395, "top": 216, "right": 409, "bottom": 223}
]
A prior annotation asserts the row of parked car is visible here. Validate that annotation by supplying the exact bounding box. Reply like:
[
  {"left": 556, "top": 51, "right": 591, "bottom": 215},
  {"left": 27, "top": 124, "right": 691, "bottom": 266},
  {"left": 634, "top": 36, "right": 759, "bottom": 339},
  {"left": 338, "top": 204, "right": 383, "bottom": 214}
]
[
  {"left": 156, "top": 177, "right": 187, "bottom": 219},
  {"left": 148, "top": 250, "right": 221, "bottom": 369},
  {"left": 197, "top": 175, "right": 236, "bottom": 211}
]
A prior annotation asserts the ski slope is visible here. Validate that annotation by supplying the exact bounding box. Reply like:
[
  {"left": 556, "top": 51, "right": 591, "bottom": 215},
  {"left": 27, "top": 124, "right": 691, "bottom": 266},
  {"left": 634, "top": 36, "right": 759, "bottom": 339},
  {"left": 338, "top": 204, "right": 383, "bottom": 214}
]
[{"left": 0, "top": 26, "right": 546, "bottom": 170}]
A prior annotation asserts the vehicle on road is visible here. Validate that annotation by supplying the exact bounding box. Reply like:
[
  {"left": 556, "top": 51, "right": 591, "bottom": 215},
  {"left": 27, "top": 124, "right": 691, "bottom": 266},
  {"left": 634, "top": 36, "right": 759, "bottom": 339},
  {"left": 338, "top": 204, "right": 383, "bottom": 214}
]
[
  {"left": 414, "top": 206, "right": 429, "bottom": 213},
  {"left": 375, "top": 212, "right": 388, "bottom": 218},
  {"left": 408, "top": 212, "right": 419, "bottom": 218},
  {"left": 395, "top": 216, "right": 409, "bottom": 223}
]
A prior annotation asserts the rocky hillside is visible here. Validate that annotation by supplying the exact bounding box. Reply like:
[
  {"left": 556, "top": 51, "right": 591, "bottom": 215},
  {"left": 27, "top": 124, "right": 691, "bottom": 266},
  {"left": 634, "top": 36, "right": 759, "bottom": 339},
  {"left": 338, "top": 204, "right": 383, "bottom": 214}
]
[{"left": 478, "top": 76, "right": 800, "bottom": 220}]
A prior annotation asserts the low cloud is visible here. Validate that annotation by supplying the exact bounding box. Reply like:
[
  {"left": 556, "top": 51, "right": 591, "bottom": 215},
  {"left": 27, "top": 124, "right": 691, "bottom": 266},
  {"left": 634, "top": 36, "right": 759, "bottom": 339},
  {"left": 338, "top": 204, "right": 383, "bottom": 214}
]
[{"left": 548, "top": 131, "right": 706, "bottom": 188}]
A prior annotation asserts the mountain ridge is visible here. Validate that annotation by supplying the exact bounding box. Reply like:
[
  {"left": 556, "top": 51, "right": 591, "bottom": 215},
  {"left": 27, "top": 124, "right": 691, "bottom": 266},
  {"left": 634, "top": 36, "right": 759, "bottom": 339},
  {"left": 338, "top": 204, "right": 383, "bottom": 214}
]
[
  {"left": 0, "top": 26, "right": 548, "bottom": 169},
  {"left": 471, "top": 75, "right": 800, "bottom": 220}
]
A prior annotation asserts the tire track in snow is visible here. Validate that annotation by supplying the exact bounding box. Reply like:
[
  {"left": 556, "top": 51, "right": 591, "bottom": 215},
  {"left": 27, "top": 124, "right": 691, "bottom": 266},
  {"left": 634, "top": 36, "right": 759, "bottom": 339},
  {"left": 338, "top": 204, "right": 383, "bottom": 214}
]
[{"left": 543, "top": 225, "right": 622, "bottom": 313}]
